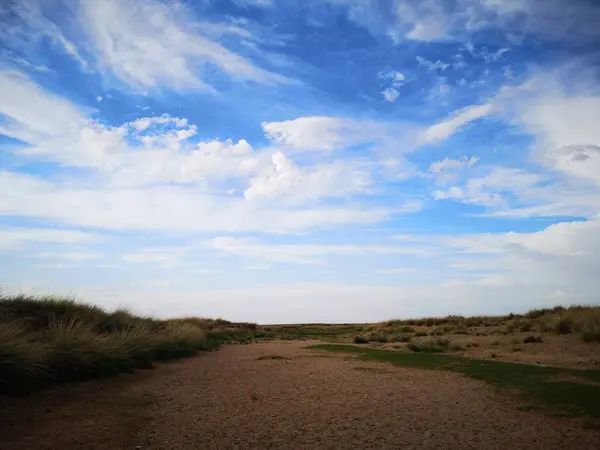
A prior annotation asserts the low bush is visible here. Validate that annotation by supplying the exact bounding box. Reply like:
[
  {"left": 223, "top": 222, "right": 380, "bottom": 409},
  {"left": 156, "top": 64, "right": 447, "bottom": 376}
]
[
  {"left": 408, "top": 338, "right": 449, "bottom": 353},
  {"left": 523, "top": 335, "right": 543, "bottom": 344},
  {"left": 354, "top": 335, "right": 369, "bottom": 344},
  {"left": 407, "top": 342, "right": 444, "bottom": 353},
  {"left": 389, "top": 334, "right": 411, "bottom": 343}
]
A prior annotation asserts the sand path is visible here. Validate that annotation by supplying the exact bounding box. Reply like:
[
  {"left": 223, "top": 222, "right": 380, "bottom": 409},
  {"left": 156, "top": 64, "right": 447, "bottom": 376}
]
[{"left": 1, "top": 340, "right": 598, "bottom": 449}]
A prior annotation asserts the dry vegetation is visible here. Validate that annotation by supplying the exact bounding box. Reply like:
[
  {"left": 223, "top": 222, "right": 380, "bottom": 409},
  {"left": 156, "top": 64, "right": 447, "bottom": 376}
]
[
  {"left": 2, "top": 294, "right": 600, "bottom": 448},
  {"left": 2, "top": 293, "right": 600, "bottom": 397},
  {"left": 0, "top": 293, "right": 259, "bottom": 395}
]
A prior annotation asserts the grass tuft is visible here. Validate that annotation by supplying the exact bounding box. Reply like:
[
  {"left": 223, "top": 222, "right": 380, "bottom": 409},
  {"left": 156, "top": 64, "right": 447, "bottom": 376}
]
[{"left": 0, "top": 293, "right": 259, "bottom": 395}]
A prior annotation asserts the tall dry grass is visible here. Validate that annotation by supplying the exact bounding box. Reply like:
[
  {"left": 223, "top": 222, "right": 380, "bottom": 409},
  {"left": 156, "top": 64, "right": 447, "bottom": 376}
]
[{"left": 0, "top": 293, "right": 256, "bottom": 395}]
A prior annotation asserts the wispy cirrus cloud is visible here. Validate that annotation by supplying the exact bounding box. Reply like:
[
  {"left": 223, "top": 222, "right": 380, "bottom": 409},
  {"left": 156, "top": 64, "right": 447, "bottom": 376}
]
[
  {"left": 77, "top": 0, "right": 289, "bottom": 90},
  {"left": 206, "top": 237, "right": 433, "bottom": 265},
  {"left": 329, "top": 0, "right": 600, "bottom": 44},
  {"left": 0, "top": 227, "right": 100, "bottom": 251}
]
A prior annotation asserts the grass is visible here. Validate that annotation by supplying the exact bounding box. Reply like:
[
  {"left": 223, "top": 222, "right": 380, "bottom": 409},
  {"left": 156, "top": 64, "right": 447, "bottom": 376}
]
[
  {"left": 0, "top": 294, "right": 260, "bottom": 395},
  {"left": 253, "top": 305, "right": 600, "bottom": 345},
  {"left": 308, "top": 344, "right": 600, "bottom": 418}
]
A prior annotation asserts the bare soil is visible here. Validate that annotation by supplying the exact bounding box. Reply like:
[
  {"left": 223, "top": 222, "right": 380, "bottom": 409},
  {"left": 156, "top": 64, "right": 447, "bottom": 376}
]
[{"left": 1, "top": 340, "right": 599, "bottom": 450}]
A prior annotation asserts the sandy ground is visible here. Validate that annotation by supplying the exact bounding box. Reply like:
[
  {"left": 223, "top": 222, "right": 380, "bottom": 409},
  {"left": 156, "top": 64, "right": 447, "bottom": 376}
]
[{"left": 1, "top": 340, "right": 599, "bottom": 450}]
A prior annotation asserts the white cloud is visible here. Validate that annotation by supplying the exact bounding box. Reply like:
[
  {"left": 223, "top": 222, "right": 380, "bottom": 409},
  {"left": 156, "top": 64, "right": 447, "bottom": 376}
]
[
  {"left": 392, "top": 0, "right": 452, "bottom": 41},
  {"left": 500, "top": 84, "right": 600, "bottom": 186},
  {"left": 376, "top": 268, "right": 414, "bottom": 274},
  {"left": 0, "top": 227, "right": 99, "bottom": 251},
  {"left": 32, "top": 251, "right": 103, "bottom": 261},
  {"left": 431, "top": 166, "right": 600, "bottom": 218},
  {"left": 391, "top": 71, "right": 405, "bottom": 82},
  {"left": 416, "top": 56, "right": 449, "bottom": 71},
  {"left": 0, "top": 70, "right": 88, "bottom": 144},
  {"left": 96, "top": 96, "right": 102, "bottom": 102},
  {"left": 206, "top": 237, "right": 433, "bottom": 265},
  {"left": 429, "top": 156, "right": 479, "bottom": 173},
  {"left": 121, "top": 246, "right": 193, "bottom": 268},
  {"left": 0, "top": 0, "right": 88, "bottom": 69},
  {"left": 0, "top": 170, "right": 397, "bottom": 233},
  {"left": 77, "top": 0, "right": 285, "bottom": 90},
  {"left": 244, "top": 152, "right": 371, "bottom": 202},
  {"left": 480, "top": 47, "right": 510, "bottom": 62},
  {"left": 443, "top": 219, "right": 600, "bottom": 258},
  {"left": 379, "top": 70, "right": 406, "bottom": 103},
  {"left": 8, "top": 56, "right": 52, "bottom": 73},
  {"left": 0, "top": 71, "right": 402, "bottom": 233},
  {"left": 334, "top": 0, "right": 600, "bottom": 43},
  {"left": 33, "top": 263, "right": 76, "bottom": 270},
  {"left": 262, "top": 116, "right": 382, "bottom": 152},
  {"left": 382, "top": 87, "right": 400, "bottom": 103},
  {"left": 420, "top": 103, "right": 493, "bottom": 143}
]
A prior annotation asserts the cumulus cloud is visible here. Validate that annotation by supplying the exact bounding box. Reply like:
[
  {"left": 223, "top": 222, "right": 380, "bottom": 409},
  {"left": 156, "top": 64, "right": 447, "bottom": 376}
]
[
  {"left": 499, "top": 82, "right": 600, "bottom": 186},
  {"left": 244, "top": 152, "right": 371, "bottom": 202},
  {"left": 382, "top": 87, "right": 400, "bottom": 103},
  {"left": 262, "top": 116, "right": 383, "bottom": 152},
  {"left": 379, "top": 70, "right": 405, "bottom": 102},
  {"left": 0, "top": 69, "right": 399, "bottom": 234}
]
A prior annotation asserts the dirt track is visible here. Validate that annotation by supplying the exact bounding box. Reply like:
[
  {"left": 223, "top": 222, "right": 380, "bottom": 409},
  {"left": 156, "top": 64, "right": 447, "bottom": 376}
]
[{"left": 1, "top": 340, "right": 599, "bottom": 450}]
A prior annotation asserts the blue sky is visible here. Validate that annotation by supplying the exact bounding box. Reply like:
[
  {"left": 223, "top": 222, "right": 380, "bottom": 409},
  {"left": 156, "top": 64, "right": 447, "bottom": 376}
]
[{"left": 1, "top": 0, "right": 599, "bottom": 323}]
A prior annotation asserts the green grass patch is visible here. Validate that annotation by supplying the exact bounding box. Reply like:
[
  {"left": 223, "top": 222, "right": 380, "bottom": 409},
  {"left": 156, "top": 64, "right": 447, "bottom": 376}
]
[{"left": 308, "top": 344, "right": 600, "bottom": 418}]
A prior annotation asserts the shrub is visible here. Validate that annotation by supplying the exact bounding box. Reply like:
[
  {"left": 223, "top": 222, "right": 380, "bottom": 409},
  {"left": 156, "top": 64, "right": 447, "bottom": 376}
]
[
  {"left": 453, "top": 328, "right": 469, "bottom": 335},
  {"left": 555, "top": 317, "right": 574, "bottom": 334},
  {"left": 582, "top": 327, "right": 600, "bottom": 343},
  {"left": 354, "top": 335, "right": 369, "bottom": 344},
  {"left": 523, "top": 335, "right": 543, "bottom": 344},
  {"left": 433, "top": 337, "right": 451, "bottom": 348},
  {"left": 407, "top": 342, "right": 444, "bottom": 353},
  {"left": 519, "top": 321, "right": 533, "bottom": 332},
  {"left": 398, "top": 325, "right": 414, "bottom": 333},
  {"left": 390, "top": 334, "right": 411, "bottom": 343},
  {"left": 414, "top": 331, "right": 427, "bottom": 337},
  {"left": 450, "top": 343, "right": 465, "bottom": 352},
  {"left": 408, "top": 338, "right": 449, "bottom": 353}
]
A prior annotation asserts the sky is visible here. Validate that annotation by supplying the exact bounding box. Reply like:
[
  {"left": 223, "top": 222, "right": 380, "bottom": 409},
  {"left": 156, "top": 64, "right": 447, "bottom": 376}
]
[{"left": 1, "top": 0, "right": 599, "bottom": 323}]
